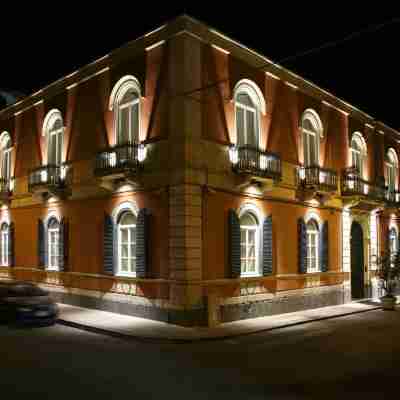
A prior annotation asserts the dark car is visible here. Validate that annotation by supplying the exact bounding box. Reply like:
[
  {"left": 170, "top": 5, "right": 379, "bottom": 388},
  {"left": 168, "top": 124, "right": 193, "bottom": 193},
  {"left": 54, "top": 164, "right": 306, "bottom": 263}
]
[{"left": 0, "top": 281, "right": 59, "bottom": 326}]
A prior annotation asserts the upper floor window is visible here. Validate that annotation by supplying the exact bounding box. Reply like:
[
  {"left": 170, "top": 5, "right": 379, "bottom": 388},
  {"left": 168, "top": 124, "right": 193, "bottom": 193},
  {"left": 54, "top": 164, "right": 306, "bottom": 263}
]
[
  {"left": 385, "top": 148, "right": 398, "bottom": 192},
  {"left": 301, "top": 110, "right": 323, "bottom": 167},
  {"left": 240, "top": 212, "right": 259, "bottom": 276},
  {"left": 350, "top": 132, "right": 366, "bottom": 177},
  {"left": 306, "top": 219, "right": 319, "bottom": 273},
  {"left": 0, "top": 132, "right": 12, "bottom": 181},
  {"left": 234, "top": 80, "right": 265, "bottom": 148},
  {"left": 109, "top": 76, "right": 141, "bottom": 145},
  {"left": 43, "top": 110, "right": 63, "bottom": 166}
]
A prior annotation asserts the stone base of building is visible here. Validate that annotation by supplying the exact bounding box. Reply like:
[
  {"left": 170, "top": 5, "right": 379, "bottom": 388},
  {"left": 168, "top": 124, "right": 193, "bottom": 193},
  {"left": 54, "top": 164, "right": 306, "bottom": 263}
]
[{"left": 219, "top": 284, "right": 345, "bottom": 323}]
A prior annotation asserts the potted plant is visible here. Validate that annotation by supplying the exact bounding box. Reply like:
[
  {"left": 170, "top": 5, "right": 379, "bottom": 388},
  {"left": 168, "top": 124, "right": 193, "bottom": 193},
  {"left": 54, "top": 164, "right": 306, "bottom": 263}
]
[{"left": 376, "top": 251, "right": 400, "bottom": 310}]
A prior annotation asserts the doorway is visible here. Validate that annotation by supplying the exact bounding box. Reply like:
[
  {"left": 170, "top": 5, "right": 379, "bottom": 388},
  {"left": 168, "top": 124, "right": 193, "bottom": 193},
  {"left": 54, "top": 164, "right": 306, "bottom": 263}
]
[{"left": 351, "top": 221, "right": 364, "bottom": 299}]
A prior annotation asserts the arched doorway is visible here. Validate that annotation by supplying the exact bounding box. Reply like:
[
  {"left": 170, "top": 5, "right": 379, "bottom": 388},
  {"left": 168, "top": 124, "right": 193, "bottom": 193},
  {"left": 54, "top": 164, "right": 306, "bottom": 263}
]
[{"left": 351, "top": 221, "right": 364, "bottom": 299}]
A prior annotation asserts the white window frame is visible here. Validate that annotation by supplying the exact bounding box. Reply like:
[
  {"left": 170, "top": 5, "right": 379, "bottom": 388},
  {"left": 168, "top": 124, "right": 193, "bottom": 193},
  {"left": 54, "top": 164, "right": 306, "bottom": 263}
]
[
  {"left": 109, "top": 75, "right": 142, "bottom": 146},
  {"left": 47, "top": 219, "right": 60, "bottom": 271},
  {"left": 301, "top": 110, "right": 323, "bottom": 168},
  {"left": 43, "top": 110, "right": 64, "bottom": 167},
  {"left": 117, "top": 213, "right": 137, "bottom": 277},
  {"left": 235, "top": 95, "right": 259, "bottom": 147},
  {"left": 240, "top": 214, "right": 259, "bottom": 276},
  {"left": 117, "top": 93, "right": 140, "bottom": 144},
  {"left": 385, "top": 148, "right": 398, "bottom": 192},
  {"left": 350, "top": 133, "right": 366, "bottom": 178},
  {"left": 0, "top": 224, "right": 9, "bottom": 266},
  {"left": 306, "top": 220, "right": 319, "bottom": 273}
]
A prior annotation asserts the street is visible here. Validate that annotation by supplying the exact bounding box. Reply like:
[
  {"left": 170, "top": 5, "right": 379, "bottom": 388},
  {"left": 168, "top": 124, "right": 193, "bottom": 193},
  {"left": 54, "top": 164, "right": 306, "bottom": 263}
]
[{"left": 1, "top": 308, "right": 399, "bottom": 399}]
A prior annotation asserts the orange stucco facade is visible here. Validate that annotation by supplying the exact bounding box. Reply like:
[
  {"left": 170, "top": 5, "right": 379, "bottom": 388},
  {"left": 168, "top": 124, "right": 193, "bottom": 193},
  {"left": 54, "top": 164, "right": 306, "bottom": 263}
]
[{"left": 0, "top": 16, "right": 398, "bottom": 326}]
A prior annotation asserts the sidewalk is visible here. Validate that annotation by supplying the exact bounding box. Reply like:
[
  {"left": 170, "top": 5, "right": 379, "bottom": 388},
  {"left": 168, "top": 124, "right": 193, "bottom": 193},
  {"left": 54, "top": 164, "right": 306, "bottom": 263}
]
[{"left": 57, "top": 298, "right": 392, "bottom": 342}]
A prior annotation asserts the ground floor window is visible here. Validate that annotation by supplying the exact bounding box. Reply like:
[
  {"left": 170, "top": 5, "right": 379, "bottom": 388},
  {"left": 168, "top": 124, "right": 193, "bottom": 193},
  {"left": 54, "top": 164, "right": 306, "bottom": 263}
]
[
  {"left": 118, "top": 211, "right": 137, "bottom": 276},
  {"left": 240, "top": 212, "right": 259, "bottom": 275},
  {"left": 0, "top": 223, "right": 9, "bottom": 266},
  {"left": 48, "top": 218, "right": 60, "bottom": 270},
  {"left": 306, "top": 219, "right": 319, "bottom": 273}
]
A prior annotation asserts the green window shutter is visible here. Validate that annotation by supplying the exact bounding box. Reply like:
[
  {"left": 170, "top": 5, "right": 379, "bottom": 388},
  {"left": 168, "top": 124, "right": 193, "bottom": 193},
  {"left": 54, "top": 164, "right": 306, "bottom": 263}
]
[
  {"left": 320, "top": 221, "right": 329, "bottom": 272},
  {"left": 298, "top": 218, "right": 307, "bottom": 274},
  {"left": 8, "top": 222, "right": 15, "bottom": 267},
  {"left": 136, "top": 208, "right": 150, "bottom": 278},
  {"left": 59, "top": 217, "right": 69, "bottom": 271},
  {"left": 229, "top": 209, "right": 241, "bottom": 278},
  {"left": 263, "top": 215, "right": 273, "bottom": 275},
  {"left": 103, "top": 213, "right": 115, "bottom": 275}
]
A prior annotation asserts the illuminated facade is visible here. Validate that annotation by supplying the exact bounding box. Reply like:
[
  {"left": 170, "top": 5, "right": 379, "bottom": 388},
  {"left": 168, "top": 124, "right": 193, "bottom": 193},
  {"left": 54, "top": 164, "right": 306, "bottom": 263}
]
[{"left": 0, "top": 16, "right": 398, "bottom": 326}]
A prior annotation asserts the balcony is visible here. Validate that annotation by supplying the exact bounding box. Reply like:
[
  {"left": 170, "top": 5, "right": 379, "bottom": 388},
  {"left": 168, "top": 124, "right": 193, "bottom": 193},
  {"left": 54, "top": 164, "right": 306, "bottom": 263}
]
[
  {"left": 0, "top": 178, "right": 13, "bottom": 205},
  {"left": 384, "top": 189, "right": 400, "bottom": 213},
  {"left": 28, "top": 164, "right": 72, "bottom": 201},
  {"left": 229, "top": 145, "right": 281, "bottom": 189},
  {"left": 94, "top": 143, "right": 146, "bottom": 190},
  {"left": 340, "top": 168, "right": 386, "bottom": 210},
  {"left": 296, "top": 165, "right": 338, "bottom": 203}
]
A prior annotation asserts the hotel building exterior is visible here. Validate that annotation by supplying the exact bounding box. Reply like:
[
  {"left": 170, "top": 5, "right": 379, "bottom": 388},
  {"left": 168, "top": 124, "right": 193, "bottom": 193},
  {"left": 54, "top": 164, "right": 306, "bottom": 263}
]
[{"left": 0, "top": 16, "right": 398, "bottom": 326}]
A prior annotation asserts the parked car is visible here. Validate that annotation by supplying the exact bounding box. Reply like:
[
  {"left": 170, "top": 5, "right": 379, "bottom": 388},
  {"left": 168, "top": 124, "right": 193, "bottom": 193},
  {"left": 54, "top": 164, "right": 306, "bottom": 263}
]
[{"left": 0, "top": 281, "right": 59, "bottom": 326}]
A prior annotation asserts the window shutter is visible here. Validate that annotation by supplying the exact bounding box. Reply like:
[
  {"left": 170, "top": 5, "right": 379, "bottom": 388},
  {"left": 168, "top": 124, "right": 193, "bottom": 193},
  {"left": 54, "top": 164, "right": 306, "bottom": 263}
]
[
  {"left": 59, "top": 217, "right": 68, "bottom": 271},
  {"left": 136, "top": 208, "right": 150, "bottom": 278},
  {"left": 8, "top": 222, "right": 15, "bottom": 267},
  {"left": 229, "top": 209, "right": 241, "bottom": 278},
  {"left": 298, "top": 218, "right": 307, "bottom": 274},
  {"left": 320, "top": 221, "right": 329, "bottom": 272},
  {"left": 263, "top": 215, "right": 273, "bottom": 275},
  {"left": 103, "top": 213, "right": 114, "bottom": 275},
  {"left": 38, "top": 219, "right": 46, "bottom": 268}
]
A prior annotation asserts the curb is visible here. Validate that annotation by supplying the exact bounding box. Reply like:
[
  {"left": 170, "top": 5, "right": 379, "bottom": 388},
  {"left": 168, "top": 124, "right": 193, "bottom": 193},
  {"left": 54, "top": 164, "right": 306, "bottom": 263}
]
[{"left": 57, "top": 304, "right": 384, "bottom": 344}]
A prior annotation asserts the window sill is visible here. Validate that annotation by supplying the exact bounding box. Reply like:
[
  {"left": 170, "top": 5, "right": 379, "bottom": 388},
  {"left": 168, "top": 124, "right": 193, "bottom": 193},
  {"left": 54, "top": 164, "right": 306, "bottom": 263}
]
[
  {"left": 240, "top": 273, "right": 262, "bottom": 278},
  {"left": 46, "top": 267, "right": 60, "bottom": 272},
  {"left": 115, "top": 272, "right": 137, "bottom": 278}
]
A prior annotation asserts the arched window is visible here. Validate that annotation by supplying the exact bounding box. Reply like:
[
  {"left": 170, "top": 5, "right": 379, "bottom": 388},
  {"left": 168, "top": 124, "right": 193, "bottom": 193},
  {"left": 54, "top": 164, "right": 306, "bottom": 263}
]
[
  {"left": 350, "top": 132, "right": 366, "bottom": 177},
  {"left": 110, "top": 76, "right": 141, "bottom": 145},
  {"left": 0, "top": 222, "right": 9, "bottom": 266},
  {"left": 48, "top": 217, "right": 60, "bottom": 270},
  {"left": 234, "top": 80, "right": 265, "bottom": 148},
  {"left": 385, "top": 148, "right": 398, "bottom": 192},
  {"left": 117, "top": 211, "right": 137, "bottom": 276},
  {"left": 0, "top": 132, "right": 12, "bottom": 182},
  {"left": 301, "top": 110, "right": 323, "bottom": 167},
  {"left": 306, "top": 219, "right": 319, "bottom": 273},
  {"left": 43, "top": 110, "right": 63, "bottom": 166},
  {"left": 240, "top": 212, "right": 259, "bottom": 275}
]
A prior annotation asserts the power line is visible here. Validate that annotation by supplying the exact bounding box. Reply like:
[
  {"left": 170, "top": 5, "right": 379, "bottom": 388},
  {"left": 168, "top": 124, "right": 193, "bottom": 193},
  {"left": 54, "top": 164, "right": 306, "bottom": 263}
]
[{"left": 178, "top": 17, "right": 400, "bottom": 102}]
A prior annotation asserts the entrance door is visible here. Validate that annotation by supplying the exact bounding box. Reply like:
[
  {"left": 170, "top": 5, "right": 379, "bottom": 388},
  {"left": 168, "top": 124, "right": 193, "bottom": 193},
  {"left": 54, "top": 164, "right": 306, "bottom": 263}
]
[{"left": 351, "top": 221, "right": 364, "bottom": 299}]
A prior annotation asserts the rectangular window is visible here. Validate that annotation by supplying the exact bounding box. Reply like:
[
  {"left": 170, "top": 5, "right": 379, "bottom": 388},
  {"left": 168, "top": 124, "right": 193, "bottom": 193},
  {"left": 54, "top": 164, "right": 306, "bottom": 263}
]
[
  {"left": 306, "top": 231, "right": 319, "bottom": 273},
  {"left": 0, "top": 229, "right": 8, "bottom": 266},
  {"left": 119, "top": 226, "right": 136, "bottom": 275},
  {"left": 240, "top": 226, "right": 257, "bottom": 274},
  {"left": 48, "top": 229, "right": 59, "bottom": 269}
]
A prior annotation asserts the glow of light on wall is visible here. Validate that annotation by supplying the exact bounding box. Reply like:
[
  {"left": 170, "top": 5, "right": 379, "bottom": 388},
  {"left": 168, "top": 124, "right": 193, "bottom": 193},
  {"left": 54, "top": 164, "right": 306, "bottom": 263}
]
[
  {"left": 1, "top": 205, "right": 8, "bottom": 211},
  {"left": 138, "top": 144, "right": 147, "bottom": 162},
  {"left": 60, "top": 165, "right": 67, "bottom": 180},
  {"left": 309, "top": 199, "right": 319, "bottom": 206},
  {"left": 260, "top": 155, "right": 268, "bottom": 170},
  {"left": 319, "top": 170, "right": 327, "bottom": 184},
  {"left": 116, "top": 184, "right": 134, "bottom": 193},
  {"left": 228, "top": 145, "right": 238, "bottom": 165},
  {"left": 363, "top": 184, "right": 369, "bottom": 195},
  {"left": 47, "top": 196, "right": 58, "bottom": 204}
]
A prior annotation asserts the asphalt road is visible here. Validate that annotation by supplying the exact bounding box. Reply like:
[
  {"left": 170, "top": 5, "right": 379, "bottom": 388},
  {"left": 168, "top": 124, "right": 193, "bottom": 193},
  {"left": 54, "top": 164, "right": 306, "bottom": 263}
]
[{"left": 1, "top": 308, "right": 399, "bottom": 399}]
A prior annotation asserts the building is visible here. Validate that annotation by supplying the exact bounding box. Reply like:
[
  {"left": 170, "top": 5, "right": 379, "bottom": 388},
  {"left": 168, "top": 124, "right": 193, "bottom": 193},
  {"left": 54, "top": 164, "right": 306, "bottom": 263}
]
[{"left": 0, "top": 15, "right": 398, "bottom": 326}]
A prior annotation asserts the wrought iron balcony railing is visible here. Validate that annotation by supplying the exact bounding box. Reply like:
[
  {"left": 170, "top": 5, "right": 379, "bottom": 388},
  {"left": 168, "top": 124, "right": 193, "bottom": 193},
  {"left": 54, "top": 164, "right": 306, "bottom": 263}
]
[
  {"left": 94, "top": 142, "right": 146, "bottom": 177},
  {"left": 229, "top": 145, "right": 281, "bottom": 180},
  {"left": 296, "top": 166, "right": 338, "bottom": 192},
  {"left": 28, "top": 164, "right": 69, "bottom": 192},
  {"left": 341, "top": 168, "right": 386, "bottom": 202}
]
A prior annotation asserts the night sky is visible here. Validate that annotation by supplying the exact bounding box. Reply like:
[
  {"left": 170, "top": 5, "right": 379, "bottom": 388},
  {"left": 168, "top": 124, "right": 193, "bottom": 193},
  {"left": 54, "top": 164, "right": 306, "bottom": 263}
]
[{"left": 1, "top": 6, "right": 399, "bottom": 129}]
